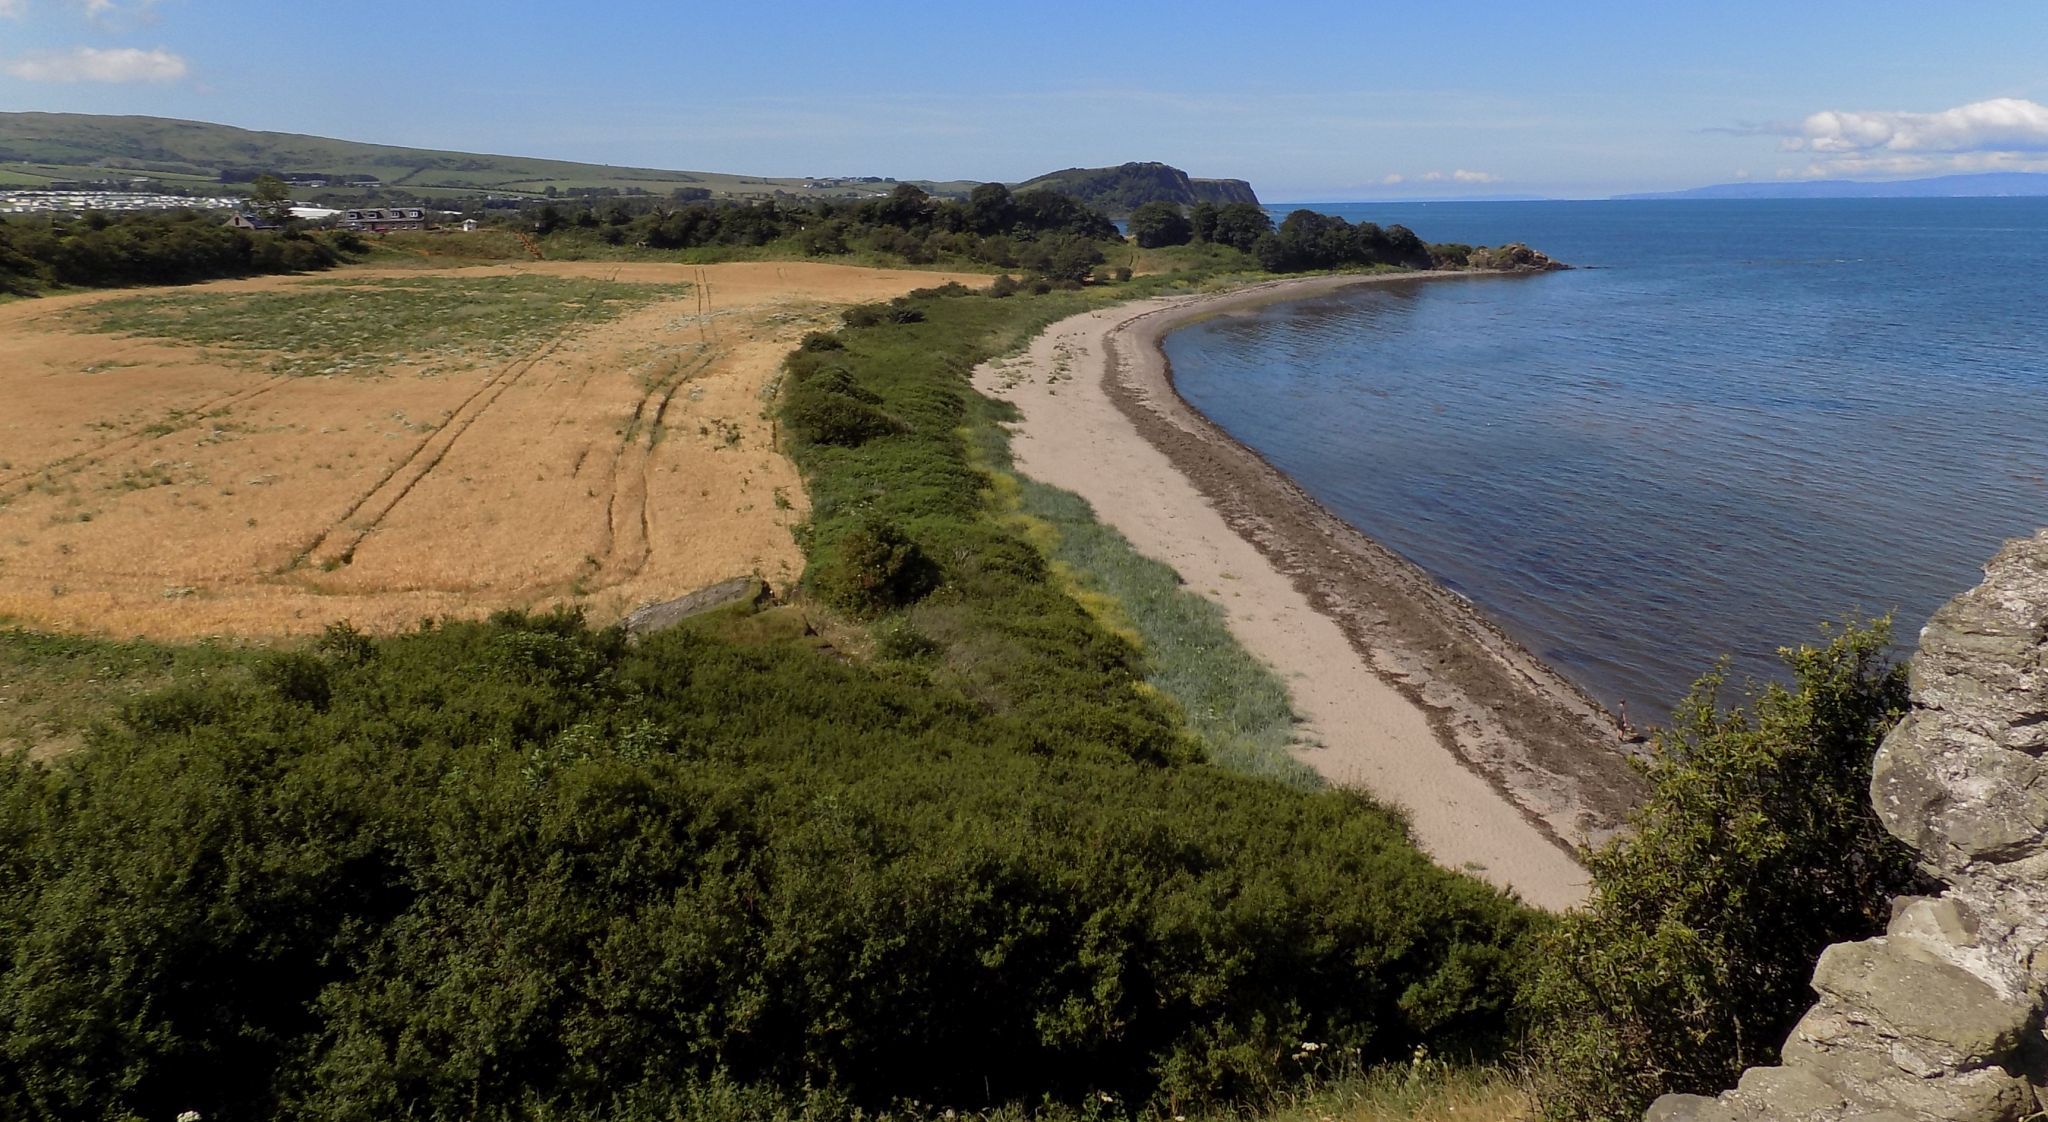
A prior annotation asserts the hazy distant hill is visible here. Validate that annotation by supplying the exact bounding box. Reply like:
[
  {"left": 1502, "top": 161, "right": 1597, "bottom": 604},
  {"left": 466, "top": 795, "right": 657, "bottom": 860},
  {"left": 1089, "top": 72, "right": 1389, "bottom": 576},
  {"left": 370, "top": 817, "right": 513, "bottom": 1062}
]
[
  {"left": 0, "top": 111, "right": 977, "bottom": 200},
  {"left": 1015, "top": 162, "right": 1260, "bottom": 214},
  {"left": 1616, "top": 171, "right": 2048, "bottom": 201}
]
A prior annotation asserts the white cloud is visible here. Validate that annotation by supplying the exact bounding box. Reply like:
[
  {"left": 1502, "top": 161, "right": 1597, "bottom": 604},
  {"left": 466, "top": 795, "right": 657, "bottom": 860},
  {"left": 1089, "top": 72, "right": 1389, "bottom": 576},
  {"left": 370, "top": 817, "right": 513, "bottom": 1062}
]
[
  {"left": 4, "top": 45, "right": 187, "bottom": 82},
  {"left": 1784, "top": 97, "right": 2048, "bottom": 155},
  {"left": 1759, "top": 97, "right": 2048, "bottom": 179},
  {"left": 1397, "top": 169, "right": 1498, "bottom": 186},
  {"left": 73, "top": 0, "right": 154, "bottom": 24},
  {"left": 1380, "top": 173, "right": 1404, "bottom": 185}
]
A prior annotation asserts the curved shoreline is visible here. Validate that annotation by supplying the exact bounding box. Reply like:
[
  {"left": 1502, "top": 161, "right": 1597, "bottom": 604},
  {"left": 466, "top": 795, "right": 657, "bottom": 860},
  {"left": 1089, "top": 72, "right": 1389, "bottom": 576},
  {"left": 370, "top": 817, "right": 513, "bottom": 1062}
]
[{"left": 977, "top": 271, "right": 1646, "bottom": 909}]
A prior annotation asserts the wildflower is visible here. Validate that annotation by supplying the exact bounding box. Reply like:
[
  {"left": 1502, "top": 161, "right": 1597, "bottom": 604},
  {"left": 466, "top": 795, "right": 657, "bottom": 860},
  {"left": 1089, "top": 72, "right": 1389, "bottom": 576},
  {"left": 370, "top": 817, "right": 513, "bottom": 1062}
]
[{"left": 177, "top": 1113, "right": 202, "bottom": 1122}]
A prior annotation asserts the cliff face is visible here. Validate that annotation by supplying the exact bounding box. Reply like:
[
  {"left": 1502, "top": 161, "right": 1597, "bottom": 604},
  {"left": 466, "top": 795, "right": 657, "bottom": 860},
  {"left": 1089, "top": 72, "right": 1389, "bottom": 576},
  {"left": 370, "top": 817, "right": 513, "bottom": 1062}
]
[
  {"left": 1650, "top": 529, "right": 2048, "bottom": 1122},
  {"left": 1014, "top": 161, "right": 1260, "bottom": 214},
  {"left": 1188, "top": 176, "right": 1261, "bottom": 206}
]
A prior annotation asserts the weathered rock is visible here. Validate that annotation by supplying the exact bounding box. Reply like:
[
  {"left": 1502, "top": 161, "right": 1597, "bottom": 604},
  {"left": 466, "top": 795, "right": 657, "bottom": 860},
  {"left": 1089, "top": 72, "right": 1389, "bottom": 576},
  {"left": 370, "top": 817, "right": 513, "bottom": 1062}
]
[
  {"left": 1805, "top": 939, "right": 2030, "bottom": 1063},
  {"left": 1646, "top": 1094, "right": 1751, "bottom": 1122},
  {"left": 1647, "top": 529, "right": 2048, "bottom": 1122},
  {"left": 622, "top": 577, "right": 769, "bottom": 638}
]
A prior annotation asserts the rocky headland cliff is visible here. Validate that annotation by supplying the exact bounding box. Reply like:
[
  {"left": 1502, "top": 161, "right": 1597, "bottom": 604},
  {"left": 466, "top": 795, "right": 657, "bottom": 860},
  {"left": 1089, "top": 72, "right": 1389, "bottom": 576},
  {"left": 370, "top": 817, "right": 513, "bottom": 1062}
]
[{"left": 1652, "top": 528, "right": 2048, "bottom": 1122}]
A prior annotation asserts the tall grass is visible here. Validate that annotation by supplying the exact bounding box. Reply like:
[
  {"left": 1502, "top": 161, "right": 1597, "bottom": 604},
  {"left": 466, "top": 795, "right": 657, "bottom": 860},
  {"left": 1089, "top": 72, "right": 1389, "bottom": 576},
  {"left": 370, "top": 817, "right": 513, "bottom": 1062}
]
[{"left": 967, "top": 418, "right": 1313, "bottom": 788}]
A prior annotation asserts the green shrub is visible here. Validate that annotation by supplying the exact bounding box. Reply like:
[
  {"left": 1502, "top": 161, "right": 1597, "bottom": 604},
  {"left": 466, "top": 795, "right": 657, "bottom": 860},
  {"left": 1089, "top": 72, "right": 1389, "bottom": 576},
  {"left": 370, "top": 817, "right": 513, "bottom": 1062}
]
[
  {"left": 797, "top": 330, "right": 845, "bottom": 352},
  {"left": 783, "top": 385, "right": 902, "bottom": 447},
  {"left": 814, "top": 516, "right": 938, "bottom": 613},
  {"left": 875, "top": 619, "right": 942, "bottom": 661},
  {"left": 1128, "top": 201, "right": 1194, "bottom": 249},
  {"left": 840, "top": 299, "right": 926, "bottom": 328},
  {"left": 1430, "top": 242, "right": 1474, "bottom": 268},
  {"left": 1527, "top": 620, "right": 1926, "bottom": 1121}
]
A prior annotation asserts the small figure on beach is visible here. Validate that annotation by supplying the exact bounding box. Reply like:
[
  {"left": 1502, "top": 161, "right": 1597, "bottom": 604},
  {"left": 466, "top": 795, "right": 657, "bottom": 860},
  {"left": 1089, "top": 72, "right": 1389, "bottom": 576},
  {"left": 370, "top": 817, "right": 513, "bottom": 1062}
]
[{"left": 1616, "top": 699, "right": 1638, "bottom": 743}]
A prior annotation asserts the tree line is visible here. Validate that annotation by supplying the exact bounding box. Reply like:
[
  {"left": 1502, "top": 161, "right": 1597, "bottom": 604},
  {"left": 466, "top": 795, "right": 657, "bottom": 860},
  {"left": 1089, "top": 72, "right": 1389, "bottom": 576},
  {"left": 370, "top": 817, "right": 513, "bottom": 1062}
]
[
  {"left": 520, "top": 182, "right": 1116, "bottom": 281},
  {"left": 1129, "top": 201, "right": 1435, "bottom": 271}
]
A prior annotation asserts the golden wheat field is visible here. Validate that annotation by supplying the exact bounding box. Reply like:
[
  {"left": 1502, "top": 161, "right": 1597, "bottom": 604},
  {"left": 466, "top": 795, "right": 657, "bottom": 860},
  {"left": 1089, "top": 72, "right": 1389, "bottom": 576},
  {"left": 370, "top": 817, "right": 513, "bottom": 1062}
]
[{"left": 0, "top": 260, "right": 984, "bottom": 638}]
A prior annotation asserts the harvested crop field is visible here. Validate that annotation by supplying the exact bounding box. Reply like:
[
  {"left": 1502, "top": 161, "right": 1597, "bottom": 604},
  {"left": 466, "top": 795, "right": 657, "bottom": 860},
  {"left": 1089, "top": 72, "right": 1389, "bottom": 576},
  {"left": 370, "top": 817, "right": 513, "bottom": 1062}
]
[{"left": 0, "top": 261, "right": 985, "bottom": 638}]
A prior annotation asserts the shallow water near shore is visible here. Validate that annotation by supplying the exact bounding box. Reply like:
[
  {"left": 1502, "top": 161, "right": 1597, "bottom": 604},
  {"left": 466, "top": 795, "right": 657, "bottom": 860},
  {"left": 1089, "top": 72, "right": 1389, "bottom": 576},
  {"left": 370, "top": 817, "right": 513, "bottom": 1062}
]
[{"left": 1163, "top": 198, "right": 2048, "bottom": 721}]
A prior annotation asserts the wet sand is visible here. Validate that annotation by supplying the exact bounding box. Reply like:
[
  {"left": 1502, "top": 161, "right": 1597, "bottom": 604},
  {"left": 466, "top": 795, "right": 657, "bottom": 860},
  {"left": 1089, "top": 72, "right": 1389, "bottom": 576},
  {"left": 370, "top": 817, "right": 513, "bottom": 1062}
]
[{"left": 976, "top": 274, "right": 1648, "bottom": 910}]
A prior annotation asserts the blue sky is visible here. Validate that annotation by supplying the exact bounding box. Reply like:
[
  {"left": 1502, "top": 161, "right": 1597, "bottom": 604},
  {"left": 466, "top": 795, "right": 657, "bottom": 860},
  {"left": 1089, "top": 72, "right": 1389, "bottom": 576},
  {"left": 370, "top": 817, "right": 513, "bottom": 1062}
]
[{"left": 4, "top": 1, "right": 2047, "bottom": 199}]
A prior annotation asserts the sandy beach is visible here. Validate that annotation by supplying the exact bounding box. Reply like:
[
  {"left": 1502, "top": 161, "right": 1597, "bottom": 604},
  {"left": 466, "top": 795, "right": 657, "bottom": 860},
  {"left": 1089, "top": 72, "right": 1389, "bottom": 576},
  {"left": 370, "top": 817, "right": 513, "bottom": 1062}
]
[{"left": 976, "top": 274, "right": 1648, "bottom": 910}]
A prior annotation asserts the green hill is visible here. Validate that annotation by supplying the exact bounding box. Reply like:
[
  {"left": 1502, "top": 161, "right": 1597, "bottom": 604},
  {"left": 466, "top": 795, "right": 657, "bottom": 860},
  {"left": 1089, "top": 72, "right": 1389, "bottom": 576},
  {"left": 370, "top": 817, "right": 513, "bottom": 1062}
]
[
  {"left": 0, "top": 111, "right": 978, "bottom": 201},
  {"left": 0, "top": 114, "right": 1264, "bottom": 215},
  {"left": 1015, "top": 161, "right": 1261, "bottom": 214}
]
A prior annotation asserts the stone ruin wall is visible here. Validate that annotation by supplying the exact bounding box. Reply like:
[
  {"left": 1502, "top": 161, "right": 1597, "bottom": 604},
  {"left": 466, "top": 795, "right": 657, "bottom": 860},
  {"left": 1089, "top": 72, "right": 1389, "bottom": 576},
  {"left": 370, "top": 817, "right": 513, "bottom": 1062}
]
[{"left": 1651, "top": 528, "right": 2048, "bottom": 1122}]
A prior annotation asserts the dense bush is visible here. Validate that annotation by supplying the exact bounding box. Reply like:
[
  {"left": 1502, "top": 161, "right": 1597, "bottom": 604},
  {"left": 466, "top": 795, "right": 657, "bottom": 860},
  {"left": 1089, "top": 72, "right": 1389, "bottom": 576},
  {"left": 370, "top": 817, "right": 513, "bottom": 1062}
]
[
  {"left": 0, "top": 210, "right": 349, "bottom": 291},
  {"left": 0, "top": 606, "right": 1537, "bottom": 1121},
  {"left": 0, "top": 222, "right": 48, "bottom": 295},
  {"left": 1128, "top": 201, "right": 1194, "bottom": 248},
  {"left": 1527, "top": 621, "right": 1926, "bottom": 1121},
  {"left": 841, "top": 299, "right": 927, "bottom": 328},
  {"left": 782, "top": 381, "right": 903, "bottom": 448},
  {"left": 813, "top": 516, "right": 939, "bottom": 613},
  {"left": 1429, "top": 242, "right": 1474, "bottom": 268}
]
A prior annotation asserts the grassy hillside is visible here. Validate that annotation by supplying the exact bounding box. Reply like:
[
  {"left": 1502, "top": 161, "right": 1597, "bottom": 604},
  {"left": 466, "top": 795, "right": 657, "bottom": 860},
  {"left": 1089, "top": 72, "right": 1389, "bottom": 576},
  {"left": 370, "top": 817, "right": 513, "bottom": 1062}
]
[{"left": 0, "top": 111, "right": 979, "bottom": 201}]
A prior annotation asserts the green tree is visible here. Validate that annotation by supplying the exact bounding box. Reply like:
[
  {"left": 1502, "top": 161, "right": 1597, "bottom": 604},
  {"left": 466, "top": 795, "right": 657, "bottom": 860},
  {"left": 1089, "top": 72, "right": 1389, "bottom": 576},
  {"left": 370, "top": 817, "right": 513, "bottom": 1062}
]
[
  {"left": 964, "top": 181, "right": 1017, "bottom": 235},
  {"left": 1209, "top": 202, "right": 1273, "bottom": 253},
  {"left": 0, "top": 221, "right": 48, "bottom": 295},
  {"left": 1189, "top": 200, "right": 1220, "bottom": 244},
  {"left": 1528, "top": 620, "right": 1927, "bottom": 1121},
  {"left": 1017, "top": 233, "right": 1103, "bottom": 285},
  {"left": 250, "top": 174, "right": 292, "bottom": 223},
  {"left": 1127, "top": 201, "right": 1193, "bottom": 248}
]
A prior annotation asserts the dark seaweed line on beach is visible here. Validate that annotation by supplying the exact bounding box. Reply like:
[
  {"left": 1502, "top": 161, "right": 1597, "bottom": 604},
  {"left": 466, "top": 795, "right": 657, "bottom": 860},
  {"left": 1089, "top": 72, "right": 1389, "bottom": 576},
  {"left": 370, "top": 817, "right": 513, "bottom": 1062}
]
[{"left": 1101, "top": 277, "right": 1648, "bottom": 848}]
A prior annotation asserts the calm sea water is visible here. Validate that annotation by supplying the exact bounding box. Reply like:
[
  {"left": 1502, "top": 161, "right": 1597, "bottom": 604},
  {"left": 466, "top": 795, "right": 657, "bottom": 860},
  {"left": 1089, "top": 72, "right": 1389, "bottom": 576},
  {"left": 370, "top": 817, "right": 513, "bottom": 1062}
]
[{"left": 1162, "top": 199, "right": 2048, "bottom": 720}]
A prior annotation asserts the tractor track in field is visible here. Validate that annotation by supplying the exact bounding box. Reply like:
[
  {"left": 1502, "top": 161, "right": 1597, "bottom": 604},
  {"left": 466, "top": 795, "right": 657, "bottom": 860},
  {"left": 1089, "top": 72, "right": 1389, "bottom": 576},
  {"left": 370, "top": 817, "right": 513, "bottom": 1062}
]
[
  {"left": 288, "top": 270, "right": 626, "bottom": 573},
  {"left": 586, "top": 343, "right": 720, "bottom": 583}
]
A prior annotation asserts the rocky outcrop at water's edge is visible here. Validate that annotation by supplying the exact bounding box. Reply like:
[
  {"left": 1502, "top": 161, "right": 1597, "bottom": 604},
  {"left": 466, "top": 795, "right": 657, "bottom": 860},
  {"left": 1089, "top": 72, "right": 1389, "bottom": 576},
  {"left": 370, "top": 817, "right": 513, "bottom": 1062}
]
[{"left": 1650, "top": 528, "right": 2048, "bottom": 1122}]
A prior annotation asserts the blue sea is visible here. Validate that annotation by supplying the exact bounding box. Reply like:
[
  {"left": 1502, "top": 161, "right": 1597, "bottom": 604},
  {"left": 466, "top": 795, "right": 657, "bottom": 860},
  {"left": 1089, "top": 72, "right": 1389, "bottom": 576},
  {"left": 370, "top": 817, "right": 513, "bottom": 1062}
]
[{"left": 1161, "top": 199, "right": 2048, "bottom": 721}]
